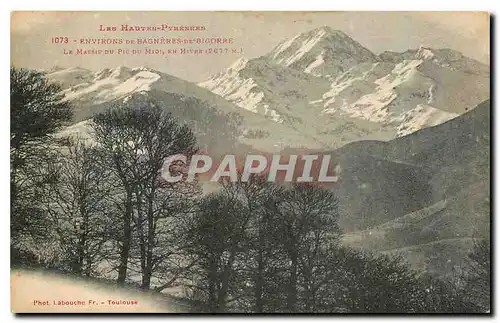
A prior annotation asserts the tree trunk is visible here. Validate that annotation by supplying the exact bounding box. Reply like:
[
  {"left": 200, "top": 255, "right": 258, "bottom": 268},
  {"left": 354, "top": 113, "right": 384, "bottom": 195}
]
[
  {"left": 140, "top": 232, "right": 154, "bottom": 290},
  {"left": 117, "top": 190, "right": 133, "bottom": 286},
  {"left": 141, "top": 265, "right": 153, "bottom": 290},
  {"left": 217, "top": 269, "right": 230, "bottom": 312},
  {"left": 217, "top": 248, "right": 237, "bottom": 313},
  {"left": 254, "top": 244, "right": 264, "bottom": 312},
  {"left": 141, "top": 190, "right": 156, "bottom": 290},
  {"left": 75, "top": 235, "right": 85, "bottom": 275},
  {"left": 208, "top": 258, "right": 219, "bottom": 313},
  {"left": 75, "top": 203, "right": 89, "bottom": 276},
  {"left": 287, "top": 250, "right": 298, "bottom": 312}
]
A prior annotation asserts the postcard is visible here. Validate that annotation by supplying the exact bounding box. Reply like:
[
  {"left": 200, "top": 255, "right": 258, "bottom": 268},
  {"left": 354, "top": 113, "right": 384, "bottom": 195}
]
[{"left": 10, "top": 11, "right": 490, "bottom": 313}]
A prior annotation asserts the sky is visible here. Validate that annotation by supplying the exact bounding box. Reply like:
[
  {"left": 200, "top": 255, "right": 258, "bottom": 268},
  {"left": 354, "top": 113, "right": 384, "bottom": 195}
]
[{"left": 11, "top": 11, "right": 490, "bottom": 82}]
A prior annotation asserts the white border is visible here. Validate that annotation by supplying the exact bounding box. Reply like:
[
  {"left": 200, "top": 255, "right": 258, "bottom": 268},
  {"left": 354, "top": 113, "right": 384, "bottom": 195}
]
[{"left": 2, "top": 1, "right": 497, "bottom": 322}]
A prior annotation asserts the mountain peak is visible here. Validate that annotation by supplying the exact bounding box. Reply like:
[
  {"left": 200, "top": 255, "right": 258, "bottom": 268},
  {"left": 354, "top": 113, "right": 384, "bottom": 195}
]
[
  {"left": 309, "top": 26, "right": 351, "bottom": 38},
  {"left": 228, "top": 57, "right": 249, "bottom": 72},
  {"left": 416, "top": 45, "right": 435, "bottom": 60},
  {"left": 267, "top": 27, "right": 376, "bottom": 78}
]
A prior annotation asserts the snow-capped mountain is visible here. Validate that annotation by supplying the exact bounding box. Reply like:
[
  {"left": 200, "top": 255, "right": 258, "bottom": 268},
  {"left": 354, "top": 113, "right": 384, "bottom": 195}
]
[
  {"left": 199, "top": 27, "right": 489, "bottom": 147},
  {"left": 267, "top": 27, "right": 377, "bottom": 78},
  {"left": 198, "top": 27, "right": 376, "bottom": 129},
  {"left": 315, "top": 45, "right": 489, "bottom": 136},
  {"left": 316, "top": 57, "right": 459, "bottom": 138},
  {"left": 46, "top": 64, "right": 261, "bottom": 124},
  {"left": 54, "top": 66, "right": 161, "bottom": 104},
  {"left": 198, "top": 57, "right": 330, "bottom": 125},
  {"left": 47, "top": 27, "right": 489, "bottom": 153},
  {"left": 46, "top": 66, "right": 324, "bottom": 153}
]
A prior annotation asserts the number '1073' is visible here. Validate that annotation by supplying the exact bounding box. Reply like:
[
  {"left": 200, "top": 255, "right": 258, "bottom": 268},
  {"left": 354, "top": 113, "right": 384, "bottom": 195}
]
[{"left": 51, "top": 37, "right": 69, "bottom": 44}]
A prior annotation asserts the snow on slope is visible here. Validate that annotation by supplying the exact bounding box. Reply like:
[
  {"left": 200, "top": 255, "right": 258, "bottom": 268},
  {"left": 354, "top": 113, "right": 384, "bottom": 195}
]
[
  {"left": 198, "top": 27, "right": 379, "bottom": 126},
  {"left": 45, "top": 67, "right": 95, "bottom": 87},
  {"left": 51, "top": 66, "right": 161, "bottom": 104},
  {"left": 394, "top": 104, "right": 458, "bottom": 137},
  {"left": 50, "top": 65, "right": 328, "bottom": 153},
  {"left": 224, "top": 79, "right": 264, "bottom": 114},
  {"left": 304, "top": 51, "right": 325, "bottom": 76},
  {"left": 55, "top": 119, "right": 95, "bottom": 142},
  {"left": 416, "top": 45, "right": 435, "bottom": 60},
  {"left": 322, "top": 62, "right": 384, "bottom": 107},
  {"left": 198, "top": 58, "right": 249, "bottom": 97},
  {"left": 272, "top": 34, "right": 300, "bottom": 61},
  {"left": 51, "top": 27, "right": 489, "bottom": 152},
  {"left": 267, "top": 27, "right": 377, "bottom": 78},
  {"left": 334, "top": 59, "right": 424, "bottom": 122},
  {"left": 198, "top": 58, "right": 283, "bottom": 122},
  {"left": 284, "top": 28, "right": 327, "bottom": 67},
  {"left": 199, "top": 27, "right": 488, "bottom": 145},
  {"left": 318, "top": 53, "right": 463, "bottom": 137},
  {"left": 198, "top": 58, "right": 267, "bottom": 115}
]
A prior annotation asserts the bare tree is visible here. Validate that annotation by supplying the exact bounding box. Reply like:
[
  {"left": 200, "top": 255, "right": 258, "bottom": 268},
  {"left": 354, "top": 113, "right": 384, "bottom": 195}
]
[
  {"left": 274, "top": 183, "right": 341, "bottom": 312},
  {"left": 182, "top": 189, "right": 250, "bottom": 312},
  {"left": 43, "top": 138, "right": 113, "bottom": 276},
  {"left": 10, "top": 67, "right": 72, "bottom": 252},
  {"left": 91, "top": 103, "right": 197, "bottom": 286},
  {"left": 181, "top": 178, "right": 343, "bottom": 313}
]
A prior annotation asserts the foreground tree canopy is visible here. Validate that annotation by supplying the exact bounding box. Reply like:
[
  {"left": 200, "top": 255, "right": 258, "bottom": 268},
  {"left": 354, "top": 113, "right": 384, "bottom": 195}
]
[{"left": 11, "top": 67, "right": 73, "bottom": 244}]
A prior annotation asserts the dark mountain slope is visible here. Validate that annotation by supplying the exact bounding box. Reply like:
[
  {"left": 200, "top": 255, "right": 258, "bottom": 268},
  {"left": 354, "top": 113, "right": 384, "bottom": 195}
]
[{"left": 337, "top": 100, "right": 490, "bottom": 276}]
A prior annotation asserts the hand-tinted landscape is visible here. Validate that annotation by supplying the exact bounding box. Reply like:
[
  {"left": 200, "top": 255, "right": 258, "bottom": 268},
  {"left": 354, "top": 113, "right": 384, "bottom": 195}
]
[{"left": 10, "top": 12, "right": 490, "bottom": 313}]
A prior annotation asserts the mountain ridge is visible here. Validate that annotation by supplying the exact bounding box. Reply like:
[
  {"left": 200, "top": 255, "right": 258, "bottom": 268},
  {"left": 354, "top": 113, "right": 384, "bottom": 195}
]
[
  {"left": 46, "top": 65, "right": 325, "bottom": 153},
  {"left": 335, "top": 100, "right": 490, "bottom": 275},
  {"left": 199, "top": 27, "right": 489, "bottom": 149}
]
